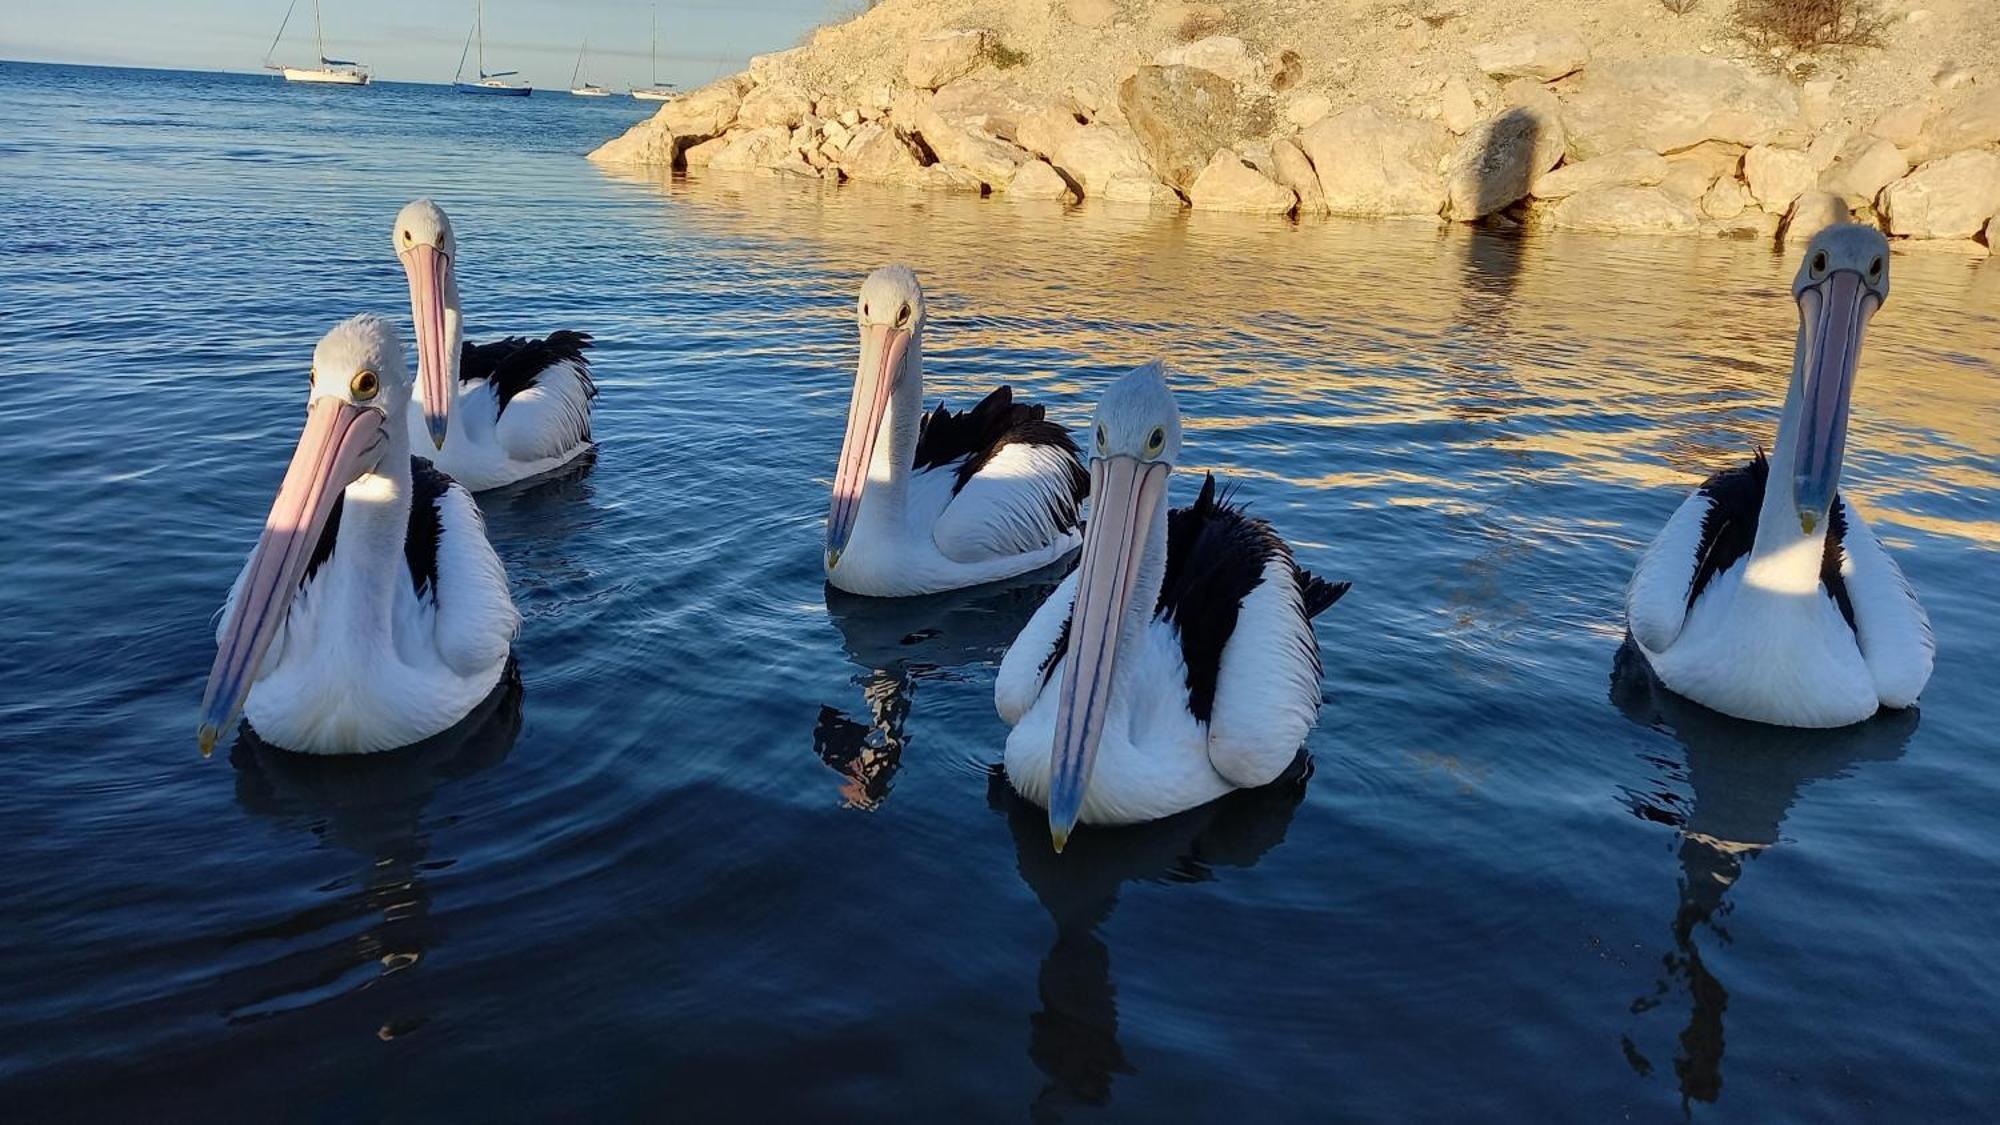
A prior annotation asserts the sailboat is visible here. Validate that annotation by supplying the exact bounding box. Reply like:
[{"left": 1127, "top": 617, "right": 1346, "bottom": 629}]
[
  {"left": 453, "top": 0, "right": 531, "bottom": 96},
  {"left": 264, "top": 0, "right": 371, "bottom": 85},
  {"left": 630, "top": 6, "right": 676, "bottom": 101},
  {"left": 569, "top": 39, "right": 610, "bottom": 97}
]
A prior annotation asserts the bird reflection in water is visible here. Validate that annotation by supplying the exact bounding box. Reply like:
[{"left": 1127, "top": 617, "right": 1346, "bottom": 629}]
[
  {"left": 220, "top": 662, "right": 523, "bottom": 1032},
  {"left": 1609, "top": 642, "right": 1915, "bottom": 1109},
  {"left": 985, "top": 757, "right": 1309, "bottom": 1120},
  {"left": 814, "top": 566, "right": 1064, "bottom": 810}
]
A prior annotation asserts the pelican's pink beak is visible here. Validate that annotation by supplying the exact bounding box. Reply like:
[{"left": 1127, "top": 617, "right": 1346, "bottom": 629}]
[
  {"left": 1046, "top": 454, "right": 1170, "bottom": 852},
  {"left": 401, "top": 243, "right": 453, "bottom": 450},
  {"left": 197, "top": 398, "right": 385, "bottom": 755},
  {"left": 826, "top": 322, "right": 910, "bottom": 571},
  {"left": 1792, "top": 270, "right": 1876, "bottom": 534}
]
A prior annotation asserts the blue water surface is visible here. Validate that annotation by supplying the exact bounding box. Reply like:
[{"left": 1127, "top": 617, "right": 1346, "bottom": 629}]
[{"left": 2, "top": 61, "right": 1997, "bottom": 1121}]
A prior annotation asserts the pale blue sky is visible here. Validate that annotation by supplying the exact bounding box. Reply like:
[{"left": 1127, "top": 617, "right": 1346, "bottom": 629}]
[{"left": 1, "top": 0, "right": 847, "bottom": 88}]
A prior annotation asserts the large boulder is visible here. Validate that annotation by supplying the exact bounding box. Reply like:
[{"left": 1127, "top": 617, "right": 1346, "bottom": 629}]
[
  {"left": 1007, "top": 159, "right": 1078, "bottom": 201},
  {"left": 587, "top": 120, "right": 688, "bottom": 166},
  {"left": 912, "top": 104, "right": 1032, "bottom": 189},
  {"left": 1700, "top": 176, "right": 1750, "bottom": 219},
  {"left": 905, "top": 30, "right": 990, "bottom": 91},
  {"left": 1052, "top": 123, "right": 1159, "bottom": 198},
  {"left": 1561, "top": 57, "right": 1802, "bottom": 160},
  {"left": 1301, "top": 105, "right": 1452, "bottom": 217},
  {"left": 1189, "top": 150, "right": 1298, "bottom": 214},
  {"left": 1868, "top": 99, "right": 1933, "bottom": 148},
  {"left": 1925, "top": 90, "right": 2000, "bottom": 158},
  {"left": 930, "top": 77, "right": 1057, "bottom": 142},
  {"left": 1547, "top": 186, "right": 1700, "bottom": 233},
  {"left": 659, "top": 76, "right": 750, "bottom": 139},
  {"left": 1471, "top": 31, "right": 1588, "bottom": 82},
  {"left": 1532, "top": 149, "right": 1669, "bottom": 199},
  {"left": 737, "top": 84, "right": 813, "bottom": 129},
  {"left": 838, "top": 123, "right": 929, "bottom": 183},
  {"left": 1440, "top": 75, "right": 1480, "bottom": 135},
  {"left": 1819, "top": 137, "right": 1909, "bottom": 207},
  {"left": 1445, "top": 102, "right": 1565, "bottom": 220},
  {"left": 1153, "top": 35, "right": 1266, "bottom": 87},
  {"left": 705, "top": 126, "right": 795, "bottom": 172},
  {"left": 682, "top": 135, "right": 732, "bottom": 168},
  {"left": 1779, "top": 191, "right": 1849, "bottom": 246},
  {"left": 1271, "top": 138, "right": 1327, "bottom": 213},
  {"left": 1742, "top": 145, "right": 1816, "bottom": 211},
  {"left": 1881, "top": 150, "right": 2000, "bottom": 240},
  {"left": 1103, "top": 173, "right": 1182, "bottom": 205},
  {"left": 1118, "top": 65, "right": 1260, "bottom": 194},
  {"left": 1017, "top": 104, "right": 1087, "bottom": 160}
]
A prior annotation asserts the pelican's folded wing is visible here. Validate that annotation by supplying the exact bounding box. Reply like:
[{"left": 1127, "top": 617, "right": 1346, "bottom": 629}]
[
  {"left": 1834, "top": 501, "right": 1934, "bottom": 709},
  {"left": 416, "top": 461, "right": 520, "bottom": 677},
  {"left": 996, "top": 569, "right": 1078, "bottom": 726}
]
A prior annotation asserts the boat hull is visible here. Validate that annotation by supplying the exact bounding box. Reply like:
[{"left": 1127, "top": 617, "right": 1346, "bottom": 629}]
[
  {"left": 282, "top": 67, "right": 369, "bottom": 85},
  {"left": 569, "top": 87, "right": 611, "bottom": 97},
  {"left": 455, "top": 81, "right": 532, "bottom": 97},
  {"left": 631, "top": 89, "right": 674, "bottom": 102}
]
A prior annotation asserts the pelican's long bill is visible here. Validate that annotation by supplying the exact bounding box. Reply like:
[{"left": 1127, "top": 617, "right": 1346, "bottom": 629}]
[
  {"left": 1047, "top": 453, "right": 1170, "bottom": 852},
  {"left": 197, "top": 399, "right": 385, "bottom": 755},
  {"left": 401, "top": 242, "right": 454, "bottom": 450},
  {"left": 1792, "top": 268, "right": 1876, "bottom": 533},
  {"left": 826, "top": 322, "right": 909, "bottom": 569}
]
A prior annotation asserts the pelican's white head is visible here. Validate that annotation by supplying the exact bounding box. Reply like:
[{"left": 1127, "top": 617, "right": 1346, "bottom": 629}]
[
  {"left": 199, "top": 315, "right": 406, "bottom": 757},
  {"left": 393, "top": 198, "right": 461, "bottom": 450},
  {"left": 1047, "top": 360, "right": 1181, "bottom": 852},
  {"left": 827, "top": 265, "right": 929, "bottom": 570},
  {"left": 1787, "top": 223, "right": 1889, "bottom": 535}
]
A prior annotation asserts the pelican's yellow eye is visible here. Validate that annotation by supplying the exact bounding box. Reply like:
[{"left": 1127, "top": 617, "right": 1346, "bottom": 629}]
[
  {"left": 1095, "top": 425, "right": 1108, "bottom": 453},
  {"left": 1146, "top": 427, "right": 1165, "bottom": 455},
  {"left": 309, "top": 365, "right": 317, "bottom": 383},
  {"left": 1868, "top": 257, "right": 1883, "bottom": 280},
  {"left": 1811, "top": 250, "right": 1828, "bottom": 276},
  {"left": 350, "top": 370, "right": 379, "bottom": 400},
  {"left": 402, "top": 230, "right": 411, "bottom": 243},
  {"left": 895, "top": 303, "right": 912, "bottom": 328}
]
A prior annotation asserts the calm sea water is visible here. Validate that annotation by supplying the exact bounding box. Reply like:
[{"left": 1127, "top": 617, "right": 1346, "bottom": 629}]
[{"left": 2, "top": 62, "right": 1997, "bottom": 1120}]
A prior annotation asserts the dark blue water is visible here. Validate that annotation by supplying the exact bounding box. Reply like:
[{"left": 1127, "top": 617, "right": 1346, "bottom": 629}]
[{"left": 3, "top": 62, "right": 1998, "bottom": 1120}]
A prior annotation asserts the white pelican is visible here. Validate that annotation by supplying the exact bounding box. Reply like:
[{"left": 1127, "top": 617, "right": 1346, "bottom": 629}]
[
  {"left": 996, "top": 362, "right": 1349, "bottom": 850},
  {"left": 394, "top": 198, "right": 597, "bottom": 491},
  {"left": 198, "top": 315, "right": 520, "bottom": 756},
  {"left": 1627, "top": 224, "right": 1933, "bottom": 729},
  {"left": 825, "top": 265, "right": 1088, "bottom": 597}
]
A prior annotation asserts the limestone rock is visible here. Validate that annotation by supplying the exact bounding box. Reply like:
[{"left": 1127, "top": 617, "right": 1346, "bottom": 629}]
[
  {"left": 1926, "top": 90, "right": 2000, "bottom": 157},
  {"left": 1801, "top": 79, "right": 1837, "bottom": 128},
  {"left": 1561, "top": 56, "right": 1802, "bottom": 160},
  {"left": 1271, "top": 138, "right": 1326, "bottom": 213},
  {"left": 682, "top": 135, "right": 731, "bottom": 168},
  {"left": 1064, "top": 0, "right": 1117, "bottom": 28},
  {"left": 1007, "top": 159, "right": 1078, "bottom": 201},
  {"left": 1704, "top": 210, "right": 1780, "bottom": 241},
  {"left": 1988, "top": 214, "right": 1999, "bottom": 249},
  {"left": 905, "top": 30, "right": 990, "bottom": 91},
  {"left": 1742, "top": 145, "right": 1816, "bottom": 211},
  {"left": 1547, "top": 186, "right": 1700, "bottom": 233},
  {"left": 1701, "top": 176, "right": 1749, "bottom": 219},
  {"left": 914, "top": 102, "right": 1031, "bottom": 188},
  {"left": 1052, "top": 123, "right": 1158, "bottom": 197},
  {"left": 1440, "top": 75, "right": 1480, "bottom": 135},
  {"left": 1190, "top": 150, "right": 1298, "bottom": 214},
  {"left": 737, "top": 84, "right": 813, "bottom": 129},
  {"left": 1531, "top": 149, "right": 1669, "bottom": 199},
  {"left": 1285, "top": 93, "right": 1332, "bottom": 129},
  {"left": 659, "top": 77, "right": 750, "bottom": 139},
  {"left": 1779, "top": 191, "right": 1849, "bottom": 246},
  {"left": 587, "top": 120, "right": 687, "bottom": 166},
  {"left": 1301, "top": 104, "right": 1452, "bottom": 217},
  {"left": 706, "top": 126, "right": 794, "bottom": 171},
  {"left": 1103, "top": 173, "right": 1182, "bottom": 205},
  {"left": 838, "top": 123, "right": 928, "bottom": 183},
  {"left": 1153, "top": 36, "right": 1266, "bottom": 87},
  {"left": 1819, "top": 138, "right": 1909, "bottom": 207},
  {"left": 930, "top": 77, "right": 1057, "bottom": 142},
  {"left": 1017, "top": 105, "right": 1087, "bottom": 161},
  {"left": 1471, "top": 31, "right": 1588, "bottom": 82},
  {"left": 922, "top": 164, "right": 988, "bottom": 193},
  {"left": 1881, "top": 150, "right": 2000, "bottom": 240},
  {"left": 1807, "top": 125, "right": 1852, "bottom": 172},
  {"left": 1118, "top": 65, "right": 1252, "bottom": 193},
  {"left": 1868, "top": 100, "right": 1933, "bottom": 148},
  {"left": 1445, "top": 103, "right": 1565, "bottom": 220},
  {"left": 1658, "top": 159, "right": 1719, "bottom": 202}
]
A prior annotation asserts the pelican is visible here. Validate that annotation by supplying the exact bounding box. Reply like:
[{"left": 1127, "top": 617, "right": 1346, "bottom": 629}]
[
  {"left": 824, "top": 265, "right": 1088, "bottom": 596},
  {"left": 198, "top": 315, "right": 520, "bottom": 756},
  {"left": 1627, "top": 224, "right": 1933, "bottom": 729},
  {"left": 996, "top": 361, "right": 1349, "bottom": 850},
  {"left": 394, "top": 198, "right": 597, "bottom": 491}
]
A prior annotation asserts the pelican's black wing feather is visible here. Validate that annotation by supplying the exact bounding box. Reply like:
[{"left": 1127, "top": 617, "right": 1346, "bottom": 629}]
[
  {"left": 913, "top": 386, "right": 1088, "bottom": 507},
  {"left": 1689, "top": 451, "right": 1853, "bottom": 630},
  {"left": 460, "top": 330, "right": 596, "bottom": 418}
]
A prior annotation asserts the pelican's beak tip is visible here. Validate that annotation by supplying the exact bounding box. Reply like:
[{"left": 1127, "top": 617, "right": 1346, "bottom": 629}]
[
  {"left": 1800, "top": 510, "right": 1818, "bottom": 535},
  {"left": 197, "top": 725, "right": 219, "bottom": 759},
  {"left": 1050, "top": 826, "right": 1070, "bottom": 854},
  {"left": 825, "top": 547, "right": 842, "bottom": 571}
]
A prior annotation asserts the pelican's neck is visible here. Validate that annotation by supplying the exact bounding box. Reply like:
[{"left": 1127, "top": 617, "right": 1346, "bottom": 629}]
[
  {"left": 865, "top": 334, "right": 925, "bottom": 515},
  {"left": 326, "top": 416, "right": 416, "bottom": 634},
  {"left": 1747, "top": 326, "right": 1830, "bottom": 592}
]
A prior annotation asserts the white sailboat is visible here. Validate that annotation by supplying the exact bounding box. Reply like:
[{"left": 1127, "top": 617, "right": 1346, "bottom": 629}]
[
  {"left": 453, "top": 0, "right": 531, "bottom": 96},
  {"left": 569, "top": 39, "right": 610, "bottom": 97},
  {"left": 631, "top": 6, "right": 676, "bottom": 101},
  {"left": 265, "top": 0, "right": 371, "bottom": 85}
]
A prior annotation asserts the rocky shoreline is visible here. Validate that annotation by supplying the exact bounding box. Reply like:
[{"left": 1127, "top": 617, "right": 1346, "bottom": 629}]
[{"left": 589, "top": 0, "right": 2000, "bottom": 254}]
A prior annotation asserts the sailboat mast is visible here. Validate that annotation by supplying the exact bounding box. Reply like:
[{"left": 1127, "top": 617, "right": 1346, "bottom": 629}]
[
  {"left": 651, "top": 6, "right": 659, "bottom": 85},
  {"left": 476, "top": 0, "right": 486, "bottom": 78},
  {"left": 573, "top": 38, "right": 586, "bottom": 87},
  {"left": 312, "top": 0, "right": 326, "bottom": 64}
]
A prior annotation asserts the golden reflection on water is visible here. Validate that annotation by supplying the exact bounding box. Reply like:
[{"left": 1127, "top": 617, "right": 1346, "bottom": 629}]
[{"left": 600, "top": 167, "right": 2000, "bottom": 546}]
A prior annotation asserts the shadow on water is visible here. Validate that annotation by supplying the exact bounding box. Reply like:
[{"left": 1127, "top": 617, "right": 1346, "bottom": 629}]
[
  {"left": 984, "top": 758, "right": 1310, "bottom": 1121},
  {"left": 812, "top": 563, "right": 1068, "bottom": 809},
  {"left": 220, "top": 663, "right": 523, "bottom": 1029},
  {"left": 1607, "top": 642, "right": 1917, "bottom": 1110}
]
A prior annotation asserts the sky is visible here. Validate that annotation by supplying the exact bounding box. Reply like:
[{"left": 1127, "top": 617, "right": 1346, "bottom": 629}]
[{"left": 0, "top": 0, "right": 847, "bottom": 88}]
